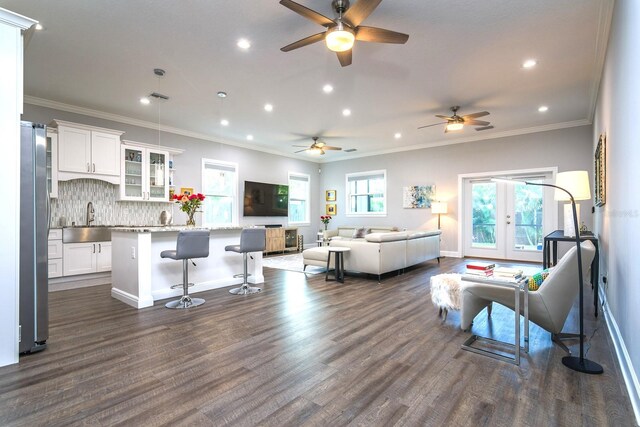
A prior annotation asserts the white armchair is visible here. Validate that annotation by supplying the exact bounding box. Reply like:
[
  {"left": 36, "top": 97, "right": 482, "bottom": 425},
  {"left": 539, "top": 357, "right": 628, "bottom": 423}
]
[{"left": 460, "top": 240, "right": 596, "bottom": 354}]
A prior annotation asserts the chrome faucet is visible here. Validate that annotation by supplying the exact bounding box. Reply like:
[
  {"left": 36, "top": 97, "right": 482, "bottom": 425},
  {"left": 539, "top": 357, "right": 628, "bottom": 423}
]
[{"left": 86, "top": 202, "right": 95, "bottom": 226}]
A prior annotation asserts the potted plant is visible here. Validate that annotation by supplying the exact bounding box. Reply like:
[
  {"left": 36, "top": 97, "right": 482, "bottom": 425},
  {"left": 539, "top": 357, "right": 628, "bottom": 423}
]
[{"left": 320, "top": 215, "right": 332, "bottom": 231}]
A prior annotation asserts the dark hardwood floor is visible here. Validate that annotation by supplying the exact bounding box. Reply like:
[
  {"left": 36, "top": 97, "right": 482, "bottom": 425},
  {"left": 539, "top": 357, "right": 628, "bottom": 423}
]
[{"left": 0, "top": 258, "right": 635, "bottom": 426}]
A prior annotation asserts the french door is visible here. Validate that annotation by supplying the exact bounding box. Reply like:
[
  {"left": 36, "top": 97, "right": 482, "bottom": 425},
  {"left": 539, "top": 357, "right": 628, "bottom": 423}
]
[{"left": 463, "top": 173, "right": 554, "bottom": 262}]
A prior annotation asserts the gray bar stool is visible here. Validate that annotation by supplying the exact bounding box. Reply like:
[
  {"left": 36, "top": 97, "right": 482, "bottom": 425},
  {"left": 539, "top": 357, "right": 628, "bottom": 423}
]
[
  {"left": 226, "top": 228, "right": 266, "bottom": 295},
  {"left": 162, "top": 229, "right": 210, "bottom": 309}
]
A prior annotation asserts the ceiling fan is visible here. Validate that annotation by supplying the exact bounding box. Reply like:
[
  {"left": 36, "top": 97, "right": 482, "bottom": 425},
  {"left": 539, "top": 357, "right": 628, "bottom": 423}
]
[
  {"left": 279, "top": 0, "right": 409, "bottom": 67},
  {"left": 418, "top": 106, "right": 493, "bottom": 133},
  {"left": 294, "top": 137, "right": 342, "bottom": 155}
]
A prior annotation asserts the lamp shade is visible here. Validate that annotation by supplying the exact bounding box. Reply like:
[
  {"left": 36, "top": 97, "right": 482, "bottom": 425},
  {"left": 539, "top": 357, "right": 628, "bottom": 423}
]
[
  {"left": 554, "top": 171, "right": 591, "bottom": 201},
  {"left": 431, "top": 202, "right": 448, "bottom": 214}
]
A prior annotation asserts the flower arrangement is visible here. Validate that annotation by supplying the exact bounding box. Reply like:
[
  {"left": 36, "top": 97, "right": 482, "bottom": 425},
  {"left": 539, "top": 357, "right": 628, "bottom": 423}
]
[
  {"left": 172, "top": 192, "right": 205, "bottom": 226},
  {"left": 320, "top": 215, "right": 332, "bottom": 230}
]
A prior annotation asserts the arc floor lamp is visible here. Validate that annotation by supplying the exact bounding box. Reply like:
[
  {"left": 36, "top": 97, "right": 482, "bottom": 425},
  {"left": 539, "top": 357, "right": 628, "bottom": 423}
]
[{"left": 492, "top": 171, "right": 603, "bottom": 374}]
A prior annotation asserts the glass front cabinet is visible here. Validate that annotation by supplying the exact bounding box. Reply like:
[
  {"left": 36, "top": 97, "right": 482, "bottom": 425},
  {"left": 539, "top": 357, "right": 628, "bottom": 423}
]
[{"left": 120, "top": 145, "right": 169, "bottom": 202}]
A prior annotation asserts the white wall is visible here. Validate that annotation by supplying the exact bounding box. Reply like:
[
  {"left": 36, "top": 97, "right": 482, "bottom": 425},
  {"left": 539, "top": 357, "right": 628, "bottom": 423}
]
[
  {"left": 592, "top": 0, "right": 640, "bottom": 421},
  {"left": 22, "top": 104, "right": 323, "bottom": 247},
  {"left": 0, "top": 8, "right": 36, "bottom": 367},
  {"left": 320, "top": 125, "right": 594, "bottom": 254}
]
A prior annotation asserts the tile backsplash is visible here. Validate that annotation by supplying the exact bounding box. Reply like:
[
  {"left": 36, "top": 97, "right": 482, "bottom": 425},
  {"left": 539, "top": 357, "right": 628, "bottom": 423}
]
[{"left": 50, "top": 179, "right": 173, "bottom": 227}]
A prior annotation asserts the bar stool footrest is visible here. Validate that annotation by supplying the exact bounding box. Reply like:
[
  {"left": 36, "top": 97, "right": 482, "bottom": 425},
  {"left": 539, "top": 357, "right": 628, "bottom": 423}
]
[{"left": 170, "top": 282, "right": 195, "bottom": 289}]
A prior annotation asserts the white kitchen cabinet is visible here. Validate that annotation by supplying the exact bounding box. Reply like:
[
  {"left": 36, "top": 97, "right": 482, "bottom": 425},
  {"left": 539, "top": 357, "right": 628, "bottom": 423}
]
[
  {"left": 62, "top": 241, "right": 111, "bottom": 276},
  {"left": 46, "top": 130, "right": 58, "bottom": 198},
  {"left": 96, "top": 242, "right": 112, "bottom": 272},
  {"left": 53, "top": 120, "right": 123, "bottom": 184},
  {"left": 120, "top": 144, "right": 169, "bottom": 202},
  {"left": 48, "top": 229, "right": 63, "bottom": 279}
]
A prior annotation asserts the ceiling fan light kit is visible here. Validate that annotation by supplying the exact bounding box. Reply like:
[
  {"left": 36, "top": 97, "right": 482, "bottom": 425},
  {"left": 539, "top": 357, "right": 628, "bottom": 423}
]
[{"left": 325, "top": 23, "right": 355, "bottom": 52}]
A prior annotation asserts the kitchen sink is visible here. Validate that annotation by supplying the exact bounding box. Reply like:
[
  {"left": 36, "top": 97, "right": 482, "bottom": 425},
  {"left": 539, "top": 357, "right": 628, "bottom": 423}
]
[{"left": 62, "top": 226, "right": 113, "bottom": 243}]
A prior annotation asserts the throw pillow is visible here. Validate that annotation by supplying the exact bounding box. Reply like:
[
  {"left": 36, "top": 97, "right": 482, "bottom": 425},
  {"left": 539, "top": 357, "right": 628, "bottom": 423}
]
[
  {"left": 352, "top": 227, "right": 367, "bottom": 238},
  {"left": 528, "top": 269, "right": 551, "bottom": 291},
  {"left": 390, "top": 226, "right": 400, "bottom": 232}
]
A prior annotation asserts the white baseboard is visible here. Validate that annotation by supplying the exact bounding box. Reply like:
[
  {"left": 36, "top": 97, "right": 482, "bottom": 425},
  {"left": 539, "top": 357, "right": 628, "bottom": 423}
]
[
  {"left": 440, "top": 250, "right": 462, "bottom": 258},
  {"left": 600, "top": 287, "right": 640, "bottom": 425},
  {"left": 111, "top": 287, "right": 154, "bottom": 309}
]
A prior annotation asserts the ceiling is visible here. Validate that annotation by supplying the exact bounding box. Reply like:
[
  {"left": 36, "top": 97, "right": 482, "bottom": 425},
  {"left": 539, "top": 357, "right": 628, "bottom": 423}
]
[{"left": 5, "top": 0, "right": 611, "bottom": 162}]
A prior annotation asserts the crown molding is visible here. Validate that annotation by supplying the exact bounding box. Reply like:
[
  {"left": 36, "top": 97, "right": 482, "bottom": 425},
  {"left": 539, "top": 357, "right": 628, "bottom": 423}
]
[
  {"left": 320, "top": 119, "right": 592, "bottom": 163},
  {"left": 0, "top": 8, "right": 36, "bottom": 29},
  {"left": 25, "top": 95, "right": 591, "bottom": 165},
  {"left": 588, "top": 0, "right": 615, "bottom": 123},
  {"left": 23, "top": 96, "right": 320, "bottom": 163}
]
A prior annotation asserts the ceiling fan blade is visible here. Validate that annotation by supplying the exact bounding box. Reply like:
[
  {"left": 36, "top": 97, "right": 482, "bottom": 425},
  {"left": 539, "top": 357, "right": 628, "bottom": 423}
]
[
  {"left": 294, "top": 149, "right": 308, "bottom": 153},
  {"left": 475, "top": 126, "right": 494, "bottom": 131},
  {"left": 464, "top": 119, "right": 490, "bottom": 126},
  {"left": 343, "top": 0, "right": 383, "bottom": 27},
  {"left": 337, "top": 49, "right": 352, "bottom": 67},
  {"left": 281, "top": 32, "right": 326, "bottom": 52},
  {"left": 279, "top": 0, "right": 335, "bottom": 27},
  {"left": 293, "top": 145, "right": 310, "bottom": 148},
  {"left": 355, "top": 26, "right": 409, "bottom": 44},
  {"left": 462, "top": 111, "right": 490, "bottom": 119},
  {"left": 417, "top": 122, "right": 446, "bottom": 130},
  {"left": 435, "top": 114, "right": 454, "bottom": 120},
  {"left": 322, "top": 146, "right": 342, "bottom": 150}
]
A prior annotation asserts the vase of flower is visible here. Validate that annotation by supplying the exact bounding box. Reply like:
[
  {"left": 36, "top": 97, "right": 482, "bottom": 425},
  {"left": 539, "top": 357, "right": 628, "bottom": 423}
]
[
  {"left": 173, "top": 192, "right": 205, "bottom": 227},
  {"left": 320, "top": 215, "right": 332, "bottom": 231}
]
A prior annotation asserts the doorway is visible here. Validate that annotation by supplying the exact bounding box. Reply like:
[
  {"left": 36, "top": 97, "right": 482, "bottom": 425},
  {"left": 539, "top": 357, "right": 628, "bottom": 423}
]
[{"left": 461, "top": 169, "right": 556, "bottom": 262}]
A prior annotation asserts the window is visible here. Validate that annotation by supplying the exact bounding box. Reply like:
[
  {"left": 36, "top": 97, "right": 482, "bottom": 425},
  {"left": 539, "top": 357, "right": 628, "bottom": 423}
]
[
  {"left": 288, "top": 172, "right": 310, "bottom": 224},
  {"left": 346, "top": 170, "right": 386, "bottom": 216},
  {"left": 201, "top": 159, "right": 238, "bottom": 226}
]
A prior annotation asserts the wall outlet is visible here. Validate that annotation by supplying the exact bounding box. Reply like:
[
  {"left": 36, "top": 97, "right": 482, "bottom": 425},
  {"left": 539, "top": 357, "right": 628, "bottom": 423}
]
[{"left": 131, "top": 247, "right": 136, "bottom": 259}]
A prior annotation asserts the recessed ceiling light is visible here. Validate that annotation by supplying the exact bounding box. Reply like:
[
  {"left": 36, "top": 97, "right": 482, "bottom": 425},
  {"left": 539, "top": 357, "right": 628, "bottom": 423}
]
[
  {"left": 538, "top": 105, "right": 549, "bottom": 112},
  {"left": 394, "top": 133, "right": 402, "bottom": 139},
  {"left": 264, "top": 103, "right": 273, "bottom": 112},
  {"left": 139, "top": 97, "right": 150, "bottom": 105},
  {"left": 35, "top": 23, "right": 44, "bottom": 30},
  {"left": 217, "top": 91, "right": 227, "bottom": 98},
  {"left": 522, "top": 59, "right": 537, "bottom": 69},
  {"left": 247, "top": 134, "right": 254, "bottom": 141},
  {"left": 323, "top": 84, "right": 334, "bottom": 93},
  {"left": 237, "top": 38, "right": 251, "bottom": 50},
  {"left": 342, "top": 108, "right": 351, "bottom": 117},
  {"left": 220, "top": 119, "right": 229, "bottom": 126}
]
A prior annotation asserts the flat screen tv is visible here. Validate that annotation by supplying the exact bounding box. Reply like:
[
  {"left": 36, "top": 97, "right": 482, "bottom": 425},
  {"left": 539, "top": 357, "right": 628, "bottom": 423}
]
[{"left": 243, "top": 180, "right": 289, "bottom": 217}]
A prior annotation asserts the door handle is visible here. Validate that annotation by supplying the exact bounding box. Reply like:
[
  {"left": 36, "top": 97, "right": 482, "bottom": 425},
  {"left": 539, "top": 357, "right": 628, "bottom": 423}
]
[
  {"left": 93, "top": 243, "right": 96, "bottom": 253},
  {"left": 87, "top": 162, "right": 90, "bottom": 172},
  {"left": 98, "top": 243, "right": 101, "bottom": 253},
  {"left": 507, "top": 221, "right": 512, "bottom": 224},
  {"left": 93, "top": 163, "right": 96, "bottom": 172}
]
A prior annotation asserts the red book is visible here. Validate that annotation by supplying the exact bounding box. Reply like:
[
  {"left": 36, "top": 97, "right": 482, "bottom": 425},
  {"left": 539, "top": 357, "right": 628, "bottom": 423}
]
[{"left": 466, "top": 262, "right": 495, "bottom": 271}]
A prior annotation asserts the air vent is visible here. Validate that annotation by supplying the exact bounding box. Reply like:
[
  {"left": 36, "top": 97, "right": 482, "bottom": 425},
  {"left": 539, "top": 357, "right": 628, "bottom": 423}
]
[
  {"left": 150, "top": 92, "right": 169, "bottom": 100},
  {"left": 344, "top": 148, "right": 357, "bottom": 152}
]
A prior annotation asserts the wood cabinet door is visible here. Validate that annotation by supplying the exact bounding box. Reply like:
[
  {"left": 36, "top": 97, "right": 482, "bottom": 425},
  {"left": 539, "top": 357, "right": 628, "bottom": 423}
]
[
  {"left": 96, "top": 242, "right": 112, "bottom": 272},
  {"left": 91, "top": 131, "right": 121, "bottom": 176},
  {"left": 63, "top": 243, "right": 96, "bottom": 276},
  {"left": 58, "top": 126, "right": 91, "bottom": 173}
]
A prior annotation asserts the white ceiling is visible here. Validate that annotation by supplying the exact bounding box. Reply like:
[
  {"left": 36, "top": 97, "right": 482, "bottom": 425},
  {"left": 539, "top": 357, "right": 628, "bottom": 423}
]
[{"left": 5, "top": 0, "right": 611, "bottom": 162}]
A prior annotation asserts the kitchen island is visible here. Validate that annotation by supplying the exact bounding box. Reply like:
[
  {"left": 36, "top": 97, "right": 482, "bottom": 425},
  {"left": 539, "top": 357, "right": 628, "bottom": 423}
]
[{"left": 110, "top": 226, "right": 263, "bottom": 309}]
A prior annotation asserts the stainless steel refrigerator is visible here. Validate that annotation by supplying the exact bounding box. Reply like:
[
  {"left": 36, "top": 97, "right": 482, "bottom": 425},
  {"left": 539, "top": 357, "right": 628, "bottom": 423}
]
[{"left": 19, "top": 121, "right": 49, "bottom": 354}]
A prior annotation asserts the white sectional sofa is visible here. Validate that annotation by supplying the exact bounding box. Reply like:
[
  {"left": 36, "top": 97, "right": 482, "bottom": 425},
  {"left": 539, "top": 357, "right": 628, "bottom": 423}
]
[{"left": 304, "top": 226, "right": 441, "bottom": 281}]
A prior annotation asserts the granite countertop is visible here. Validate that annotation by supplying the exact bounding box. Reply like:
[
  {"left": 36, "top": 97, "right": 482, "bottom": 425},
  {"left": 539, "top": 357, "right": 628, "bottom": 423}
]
[{"left": 110, "top": 225, "right": 243, "bottom": 233}]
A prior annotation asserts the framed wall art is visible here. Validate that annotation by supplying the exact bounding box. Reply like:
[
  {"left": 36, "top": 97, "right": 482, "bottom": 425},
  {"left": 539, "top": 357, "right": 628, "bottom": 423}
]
[
  {"left": 180, "top": 187, "right": 194, "bottom": 196},
  {"left": 326, "top": 190, "right": 336, "bottom": 201},
  {"left": 326, "top": 204, "right": 337, "bottom": 215},
  {"left": 402, "top": 185, "right": 436, "bottom": 208},
  {"left": 595, "top": 134, "right": 606, "bottom": 206}
]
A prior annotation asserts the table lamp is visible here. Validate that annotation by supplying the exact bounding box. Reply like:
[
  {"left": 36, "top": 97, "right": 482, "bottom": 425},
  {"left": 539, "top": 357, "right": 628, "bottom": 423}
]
[
  {"left": 491, "top": 171, "right": 602, "bottom": 375},
  {"left": 431, "top": 202, "right": 448, "bottom": 229},
  {"left": 555, "top": 171, "right": 591, "bottom": 237}
]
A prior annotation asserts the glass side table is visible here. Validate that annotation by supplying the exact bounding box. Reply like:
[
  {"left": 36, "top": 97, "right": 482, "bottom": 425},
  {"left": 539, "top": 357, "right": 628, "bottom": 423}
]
[{"left": 460, "top": 275, "right": 529, "bottom": 365}]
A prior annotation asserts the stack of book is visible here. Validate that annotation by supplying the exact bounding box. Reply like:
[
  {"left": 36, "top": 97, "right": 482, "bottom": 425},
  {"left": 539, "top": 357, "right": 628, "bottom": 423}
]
[
  {"left": 465, "top": 262, "right": 495, "bottom": 277},
  {"left": 493, "top": 266, "right": 524, "bottom": 281}
]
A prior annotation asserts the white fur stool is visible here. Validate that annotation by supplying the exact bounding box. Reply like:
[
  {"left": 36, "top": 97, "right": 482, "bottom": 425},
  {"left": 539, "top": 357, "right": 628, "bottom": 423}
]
[{"left": 430, "top": 273, "right": 493, "bottom": 322}]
